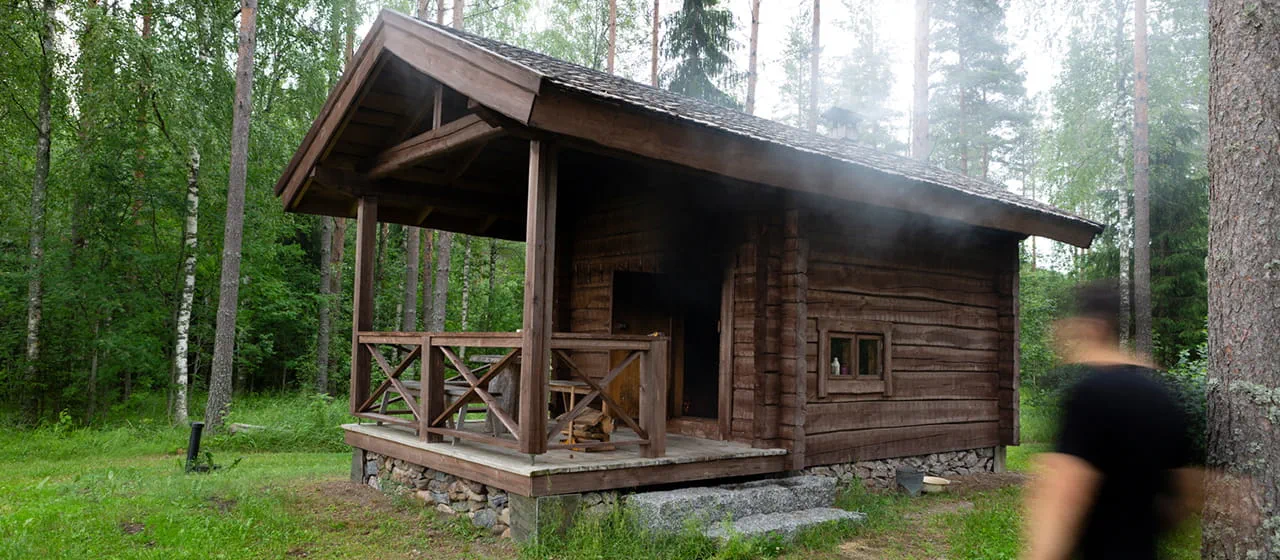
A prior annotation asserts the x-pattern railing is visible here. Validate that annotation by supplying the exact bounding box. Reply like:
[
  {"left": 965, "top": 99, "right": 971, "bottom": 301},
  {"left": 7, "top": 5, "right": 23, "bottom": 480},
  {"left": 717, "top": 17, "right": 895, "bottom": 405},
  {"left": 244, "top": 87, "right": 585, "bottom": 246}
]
[
  {"left": 427, "top": 346, "right": 522, "bottom": 442},
  {"left": 546, "top": 349, "right": 646, "bottom": 450},
  {"left": 352, "top": 331, "right": 669, "bottom": 457},
  {"left": 353, "top": 342, "right": 423, "bottom": 427}
]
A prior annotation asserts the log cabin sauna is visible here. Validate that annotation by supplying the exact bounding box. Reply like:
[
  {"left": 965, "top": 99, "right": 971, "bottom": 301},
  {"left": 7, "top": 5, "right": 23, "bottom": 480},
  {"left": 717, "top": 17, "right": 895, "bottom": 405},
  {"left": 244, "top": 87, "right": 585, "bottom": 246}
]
[{"left": 274, "top": 10, "right": 1102, "bottom": 501}]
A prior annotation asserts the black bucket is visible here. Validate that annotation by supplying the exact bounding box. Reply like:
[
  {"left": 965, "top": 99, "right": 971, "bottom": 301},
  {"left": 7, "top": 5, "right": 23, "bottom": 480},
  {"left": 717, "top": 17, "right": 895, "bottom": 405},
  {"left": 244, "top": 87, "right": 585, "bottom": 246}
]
[{"left": 896, "top": 467, "right": 924, "bottom": 497}]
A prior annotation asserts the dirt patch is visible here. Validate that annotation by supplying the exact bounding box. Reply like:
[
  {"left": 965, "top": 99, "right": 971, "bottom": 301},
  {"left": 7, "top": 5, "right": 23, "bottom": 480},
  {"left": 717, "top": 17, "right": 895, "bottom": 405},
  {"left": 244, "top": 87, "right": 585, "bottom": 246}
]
[
  {"left": 208, "top": 496, "right": 237, "bottom": 514},
  {"left": 285, "top": 546, "right": 311, "bottom": 557},
  {"left": 119, "top": 521, "right": 145, "bottom": 535},
  {"left": 946, "top": 471, "right": 1027, "bottom": 496}
]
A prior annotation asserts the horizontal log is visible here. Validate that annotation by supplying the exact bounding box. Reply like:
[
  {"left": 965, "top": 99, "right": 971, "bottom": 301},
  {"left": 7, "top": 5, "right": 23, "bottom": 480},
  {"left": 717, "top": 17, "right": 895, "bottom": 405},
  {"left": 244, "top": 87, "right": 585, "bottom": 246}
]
[
  {"left": 886, "top": 372, "right": 998, "bottom": 399},
  {"left": 808, "top": 291, "right": 999, "bottom": 330},
  {"left": 806, "top": 399, "right": 999, "bottom": 434},
  {"left": 807, "top": 262, "right": 999, "bottom": 308},
  {"left": 805, "top": 421, "right": 1001, "bottom": 465},
  {"left": 892, "top": 345, "right": 999, "bottom": 372}
]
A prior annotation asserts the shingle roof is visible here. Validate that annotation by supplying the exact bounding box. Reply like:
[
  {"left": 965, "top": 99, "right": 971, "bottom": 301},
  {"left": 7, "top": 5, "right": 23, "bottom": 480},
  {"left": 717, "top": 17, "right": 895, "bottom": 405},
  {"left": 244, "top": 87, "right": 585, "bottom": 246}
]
[{"left": 410, "top": 17, "right": 1102, "bottom": 235}]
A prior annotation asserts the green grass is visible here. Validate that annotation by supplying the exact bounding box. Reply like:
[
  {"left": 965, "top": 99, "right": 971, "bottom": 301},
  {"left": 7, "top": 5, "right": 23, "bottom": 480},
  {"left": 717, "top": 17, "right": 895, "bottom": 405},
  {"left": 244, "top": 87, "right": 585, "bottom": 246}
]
[{"left": 0, "top": 396, "right": 1202, "bottom": 559}]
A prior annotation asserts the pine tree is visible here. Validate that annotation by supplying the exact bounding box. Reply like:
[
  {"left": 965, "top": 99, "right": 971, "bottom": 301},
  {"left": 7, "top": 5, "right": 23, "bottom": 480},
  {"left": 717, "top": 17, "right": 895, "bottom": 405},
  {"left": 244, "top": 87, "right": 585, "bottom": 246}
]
[
  {"left": 929, "top": 0, "right": 1030, "bottom": 179},
  {"left": 776, "top": 7, "right": 812, "bottom": 128},
  {"left": 206, "top": 0, "right": 259, "bottom": 433},
  {"left": 1205, "top": 0, "right": 1280, "bottom": 555},
  {"left": 1132, "top": 0, "right": 1152, "bottom": 355},
  {"left": 662, "top": 0, "right": 738, "bottom": 108},
  {"left": 830, "top": 0, "right": 901, "bottom": 151}
]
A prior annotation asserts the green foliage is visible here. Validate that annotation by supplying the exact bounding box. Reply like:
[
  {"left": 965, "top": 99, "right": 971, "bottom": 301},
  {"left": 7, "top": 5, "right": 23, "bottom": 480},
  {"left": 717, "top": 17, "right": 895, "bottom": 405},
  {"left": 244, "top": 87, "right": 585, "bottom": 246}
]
[
  {"left": 1162, "top": 337, "right": 1207, "bottom": 463},
  {"left": 1018, "top": 265, "right": 1076, "bottom": 401},
  {"left": 662, "top": 0, "right": 740, "bottom": 108}
]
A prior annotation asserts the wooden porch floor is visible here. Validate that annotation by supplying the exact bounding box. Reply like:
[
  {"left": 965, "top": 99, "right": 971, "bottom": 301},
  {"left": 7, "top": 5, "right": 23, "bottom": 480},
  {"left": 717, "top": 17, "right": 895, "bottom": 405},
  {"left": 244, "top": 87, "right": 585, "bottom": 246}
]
[{"left": 344, "top": 423, "right": 788, "bottom": 497}]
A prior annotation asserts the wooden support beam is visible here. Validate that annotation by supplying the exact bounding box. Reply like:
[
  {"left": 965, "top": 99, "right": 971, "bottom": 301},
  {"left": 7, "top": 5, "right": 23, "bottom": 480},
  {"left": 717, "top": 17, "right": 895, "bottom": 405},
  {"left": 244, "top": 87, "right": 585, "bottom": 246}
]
[
  {"left": 421, "top": 335, "right": 445, "bottom": 443},
  {"left": 519, "top": 140, "right": 557, "bottom": 455},
  {"left": 366, "top": 114, "right": 504, "bottom": 180},
  {"left": 350, "top": 197, "right": 378, "bottom": 414},
  {"left": 640, "top": 337, "right": 669, "bottom": 458}
]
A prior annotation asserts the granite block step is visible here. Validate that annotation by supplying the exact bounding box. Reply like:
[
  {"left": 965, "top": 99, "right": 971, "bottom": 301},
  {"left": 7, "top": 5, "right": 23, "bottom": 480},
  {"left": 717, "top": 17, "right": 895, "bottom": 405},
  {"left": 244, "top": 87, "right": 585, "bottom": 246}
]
[
  {"left": 626, "top": 476, "right": 844, "bottom": 535},
  {"left": 703, "top": 507, "right": 866, "bottom": 541}
]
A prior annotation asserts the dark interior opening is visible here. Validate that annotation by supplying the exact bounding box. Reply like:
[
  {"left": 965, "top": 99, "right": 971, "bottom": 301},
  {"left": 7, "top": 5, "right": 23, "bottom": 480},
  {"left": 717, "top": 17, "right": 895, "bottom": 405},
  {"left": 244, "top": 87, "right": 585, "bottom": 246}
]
[{"left": 612, "top": 270, "right": 721, "bottom": 420}]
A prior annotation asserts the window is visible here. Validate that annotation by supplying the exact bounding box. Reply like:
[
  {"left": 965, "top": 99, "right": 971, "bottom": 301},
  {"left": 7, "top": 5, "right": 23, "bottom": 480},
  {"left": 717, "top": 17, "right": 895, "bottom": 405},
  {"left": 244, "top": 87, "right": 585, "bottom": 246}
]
[{"left": 818, "top": 320, "right": 892, "bottom": 397}]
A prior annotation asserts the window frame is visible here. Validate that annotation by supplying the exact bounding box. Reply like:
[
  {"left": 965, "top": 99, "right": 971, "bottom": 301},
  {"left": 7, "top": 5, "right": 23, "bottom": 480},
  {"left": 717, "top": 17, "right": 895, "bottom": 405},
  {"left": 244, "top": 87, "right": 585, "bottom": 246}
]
[{"left": 817, "top": 319, "right": 893, "bottom": 398}]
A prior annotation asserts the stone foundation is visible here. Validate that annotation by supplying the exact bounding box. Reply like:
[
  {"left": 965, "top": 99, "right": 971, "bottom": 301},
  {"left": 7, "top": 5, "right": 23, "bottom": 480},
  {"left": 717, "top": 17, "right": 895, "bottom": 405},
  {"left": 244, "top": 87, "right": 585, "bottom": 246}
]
[
  {"left": 803, "top": 447, "right": 999, "bottom": 489},
  {"left": 360, "top": 451, "right": 514, "bottom": 538},
  {"left": 356, "top": 449, "right": 621, "bottom": 540}
]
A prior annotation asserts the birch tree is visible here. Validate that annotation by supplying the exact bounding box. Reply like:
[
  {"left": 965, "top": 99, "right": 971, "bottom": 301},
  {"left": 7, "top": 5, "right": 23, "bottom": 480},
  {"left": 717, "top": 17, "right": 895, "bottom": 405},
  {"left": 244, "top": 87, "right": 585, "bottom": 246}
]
[
  {"left": 207, "top": 0, "right": 259, "bottom": 433},
  {"left": 24, "top": 0, "right": 56, "bottom": 417},
  {"left": 173, "top": 147, "right": 200, "bottom": 425},
  {"left": 745, "top": 0, "right": 760, "bottom": 115},
  {"left": 911, "top": 0, "right": 929, "bottom": 160},
  {"left": 808, "top": 0, "right": 820, "bottom": 132}
]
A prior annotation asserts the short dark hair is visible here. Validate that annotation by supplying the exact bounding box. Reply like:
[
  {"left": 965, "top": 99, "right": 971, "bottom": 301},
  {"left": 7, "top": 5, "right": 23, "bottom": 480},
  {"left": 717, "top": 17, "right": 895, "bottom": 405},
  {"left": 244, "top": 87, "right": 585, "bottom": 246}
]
[{"left": 1072, "top": 281, "right": 1122, "bottom": 339}]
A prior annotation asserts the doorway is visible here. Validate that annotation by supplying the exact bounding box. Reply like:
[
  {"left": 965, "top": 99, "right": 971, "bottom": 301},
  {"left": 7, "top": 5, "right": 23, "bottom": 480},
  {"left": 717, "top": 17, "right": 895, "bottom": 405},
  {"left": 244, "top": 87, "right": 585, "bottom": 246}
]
[{"left": 611, "top": 270, "right": 723, "bottom": 434}]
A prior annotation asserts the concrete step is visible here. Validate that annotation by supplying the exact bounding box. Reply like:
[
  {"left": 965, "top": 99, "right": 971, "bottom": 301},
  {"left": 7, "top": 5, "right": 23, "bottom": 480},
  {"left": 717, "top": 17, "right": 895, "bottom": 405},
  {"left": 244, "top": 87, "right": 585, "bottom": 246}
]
[
  {"left": 626, "top": 476, "right": 839, "bottom": 534},
  {"left": 703, "top": 507, "right": 867, "bottom": 541}
]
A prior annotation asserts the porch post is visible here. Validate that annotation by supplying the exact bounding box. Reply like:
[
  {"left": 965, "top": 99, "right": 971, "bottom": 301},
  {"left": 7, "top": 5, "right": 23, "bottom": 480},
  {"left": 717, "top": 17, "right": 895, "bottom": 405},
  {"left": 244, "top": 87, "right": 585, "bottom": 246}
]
[
  {"left": 350, "top": 196, "right": 377, "bottom": 414},
  {"left": 519, "top": 140, "right": 556, "bottom": 455}
]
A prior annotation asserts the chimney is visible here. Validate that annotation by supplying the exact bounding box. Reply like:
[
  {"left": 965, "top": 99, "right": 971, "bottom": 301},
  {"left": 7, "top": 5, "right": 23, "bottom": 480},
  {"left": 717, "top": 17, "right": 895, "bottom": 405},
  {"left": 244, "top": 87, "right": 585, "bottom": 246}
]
[{"left": 820, "top": 106, "right": 861, "bottom": 141}]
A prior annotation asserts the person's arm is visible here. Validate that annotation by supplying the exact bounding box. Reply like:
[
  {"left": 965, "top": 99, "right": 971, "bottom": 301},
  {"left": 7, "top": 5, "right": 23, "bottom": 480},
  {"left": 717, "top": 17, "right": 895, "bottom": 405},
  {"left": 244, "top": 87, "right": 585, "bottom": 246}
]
[{"left": 1023, "top": 452, "right": 1102, "bottom": 560}]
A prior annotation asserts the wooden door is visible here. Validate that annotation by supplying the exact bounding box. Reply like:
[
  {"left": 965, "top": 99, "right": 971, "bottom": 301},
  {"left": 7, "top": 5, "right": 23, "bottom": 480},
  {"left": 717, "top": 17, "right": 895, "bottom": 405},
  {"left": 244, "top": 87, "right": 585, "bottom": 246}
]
[{"left": 609, "top": 309, "right": 672, "bottom": 420}]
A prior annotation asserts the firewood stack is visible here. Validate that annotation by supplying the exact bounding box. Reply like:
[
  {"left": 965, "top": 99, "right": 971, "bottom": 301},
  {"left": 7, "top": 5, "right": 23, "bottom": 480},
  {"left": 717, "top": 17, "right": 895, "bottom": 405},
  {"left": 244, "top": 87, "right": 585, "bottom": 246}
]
[{"left": 560, "top": 409, "right": 615, "bottom": 452}]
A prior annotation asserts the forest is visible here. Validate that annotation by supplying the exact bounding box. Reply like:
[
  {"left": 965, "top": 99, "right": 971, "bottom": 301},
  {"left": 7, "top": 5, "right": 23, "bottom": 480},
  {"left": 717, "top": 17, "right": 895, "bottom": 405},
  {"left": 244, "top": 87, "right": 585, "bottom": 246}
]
[{"left": 0, "top": 0, "right": 1209, "bottom": 429}]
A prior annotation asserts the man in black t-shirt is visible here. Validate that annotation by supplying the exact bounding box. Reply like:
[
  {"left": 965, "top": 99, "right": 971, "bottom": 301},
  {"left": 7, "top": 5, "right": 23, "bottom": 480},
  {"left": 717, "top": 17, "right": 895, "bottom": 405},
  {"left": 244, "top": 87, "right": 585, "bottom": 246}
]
[{"left": 1024, "top": 283, "right": 1201, "bottom": 560}]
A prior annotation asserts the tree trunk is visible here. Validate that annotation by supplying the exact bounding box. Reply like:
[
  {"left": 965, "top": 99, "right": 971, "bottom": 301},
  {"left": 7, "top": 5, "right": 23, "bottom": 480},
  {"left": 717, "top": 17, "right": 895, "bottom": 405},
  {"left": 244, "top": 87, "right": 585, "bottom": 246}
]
[
  {"left": 316, "top": 216, "right": 333, "bottom": 393},
  {"left": 1132, "top": 0, "right": 1152, "bottom": 356},
  {"left": 607, "top": 0, "right": 617, "bottom": 74},
  {"left": 1113, "top": 0, "right": 1132, "bottom": 349},
  {"left": 486, "top": 239, "right": 497, "bottom": 329},
  {"left": 1204, "top": 0, "right": 1280, "bottom": 557},
  {"left": 461, "top": 235, "right": 472, "bottom": 331},
  {"left": 88, "top": 320, "right": 100, "bottom": 423},
  {"left": 206, "top": 0, "right": 258, "bottom": 433},
  {"left": 416, "top": 0, "right": 429, "bottom": 19},
  {"left": 422, "top": 230, "right": 434, "bottom": 331},
  {"left": 911, "top": 0, "right": 929, "bottom": 160},
  {"left": 745, "top": 0, "right": 760, "bottom": 115},
  {"left": 808, "top": 0, "right": 821, "bottom": 132},
  {"left": 173, "top": 146, "right": 200, "bottom": 426},
  {"left": 373, "top": 223, "right": 388, "bottom": 318},
  {"left": 436, "top": 0, "right": 445, "bottom": 24},
  {"left": 453, "top": 0, "right": 464, "bottom": 28},
  {"left": 24, "top": 0, "right": 56, "bottom": 418},
  {"left": 432, "top": 232, "right": 453, "bottom": 331},
  {"left": 650, "top": 0, "right": 660, "bottom": 87},
  {"left": 403, "top": 228, "right": 420, "bottom": 331}
]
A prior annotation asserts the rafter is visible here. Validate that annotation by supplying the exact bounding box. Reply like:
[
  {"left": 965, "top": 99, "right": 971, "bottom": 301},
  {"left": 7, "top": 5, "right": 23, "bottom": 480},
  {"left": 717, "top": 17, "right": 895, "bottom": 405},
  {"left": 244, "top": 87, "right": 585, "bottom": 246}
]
[{"left": 366, "top": 114, "right": 504, "bottom": 179}]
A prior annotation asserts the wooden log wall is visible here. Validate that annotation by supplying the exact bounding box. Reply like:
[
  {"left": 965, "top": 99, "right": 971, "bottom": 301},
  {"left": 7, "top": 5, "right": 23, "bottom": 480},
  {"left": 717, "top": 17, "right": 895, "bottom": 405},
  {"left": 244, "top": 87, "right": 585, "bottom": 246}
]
[{"left": 800, "top": 203, "right": 1021, "bottom": 467}]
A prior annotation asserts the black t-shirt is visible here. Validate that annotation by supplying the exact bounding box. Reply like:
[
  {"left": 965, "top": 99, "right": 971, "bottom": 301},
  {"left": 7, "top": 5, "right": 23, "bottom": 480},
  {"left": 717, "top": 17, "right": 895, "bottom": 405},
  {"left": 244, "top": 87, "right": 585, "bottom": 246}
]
[{"left": 1055, "top": 364, "right": 1193, "bottom": 560}]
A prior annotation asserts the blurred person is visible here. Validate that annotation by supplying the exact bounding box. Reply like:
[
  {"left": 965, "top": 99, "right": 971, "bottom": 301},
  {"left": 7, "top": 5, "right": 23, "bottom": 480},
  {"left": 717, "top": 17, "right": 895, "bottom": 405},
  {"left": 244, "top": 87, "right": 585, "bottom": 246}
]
[{"left": 1023, "top": 282, "right": 1203, "bottom": 560}]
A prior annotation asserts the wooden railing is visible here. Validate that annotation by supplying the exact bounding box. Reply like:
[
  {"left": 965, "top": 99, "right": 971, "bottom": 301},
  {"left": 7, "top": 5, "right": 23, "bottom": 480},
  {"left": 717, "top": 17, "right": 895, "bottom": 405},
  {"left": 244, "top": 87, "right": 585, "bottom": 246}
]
[{"left": 352, "top": 331, "right": 669, "bottom": 458}]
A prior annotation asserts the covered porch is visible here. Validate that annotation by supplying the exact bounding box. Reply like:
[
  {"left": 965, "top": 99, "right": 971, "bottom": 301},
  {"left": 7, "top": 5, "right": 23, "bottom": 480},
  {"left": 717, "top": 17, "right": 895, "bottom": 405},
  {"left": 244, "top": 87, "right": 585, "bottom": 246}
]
[{"left": 267, "top": 12, "right": 792, "bottom": 493}]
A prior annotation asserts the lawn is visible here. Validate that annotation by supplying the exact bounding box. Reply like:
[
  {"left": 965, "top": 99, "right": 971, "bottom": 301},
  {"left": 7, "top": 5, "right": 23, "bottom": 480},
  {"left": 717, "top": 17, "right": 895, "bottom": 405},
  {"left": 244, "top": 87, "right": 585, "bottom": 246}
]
[{"left": 0, "top": 395, "right": 1200, "bottom": 559}]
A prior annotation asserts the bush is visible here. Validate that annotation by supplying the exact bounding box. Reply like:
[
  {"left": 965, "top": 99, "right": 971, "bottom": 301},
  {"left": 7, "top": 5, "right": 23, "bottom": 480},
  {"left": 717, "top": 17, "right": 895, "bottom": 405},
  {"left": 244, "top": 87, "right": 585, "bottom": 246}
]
[{"left": 1161, "top": 340, "right": 1207, "bottom": 464}]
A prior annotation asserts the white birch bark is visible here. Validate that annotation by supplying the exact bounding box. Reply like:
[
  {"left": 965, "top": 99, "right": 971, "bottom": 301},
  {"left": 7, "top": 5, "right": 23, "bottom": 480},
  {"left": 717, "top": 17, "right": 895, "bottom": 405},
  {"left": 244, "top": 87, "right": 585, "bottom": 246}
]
[{"left": 173, "top": 146, "right": 200, "bottom": 425}]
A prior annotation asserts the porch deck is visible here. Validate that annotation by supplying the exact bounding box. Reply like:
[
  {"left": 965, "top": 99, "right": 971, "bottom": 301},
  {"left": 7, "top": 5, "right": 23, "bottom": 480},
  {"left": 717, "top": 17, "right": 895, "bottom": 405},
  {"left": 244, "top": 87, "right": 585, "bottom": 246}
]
[{"left": 345, "top": 423, "right": 788, "bottom": 496}]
